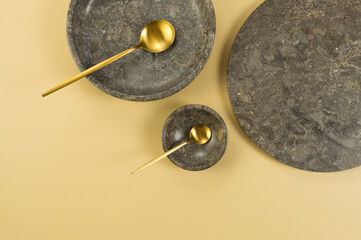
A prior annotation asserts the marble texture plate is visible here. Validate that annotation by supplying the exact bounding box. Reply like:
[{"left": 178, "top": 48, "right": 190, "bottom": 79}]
[
  {"left": 162, "top": 105, "right": 228, "bottom": 171},
  {"left": 228, "top": 0, "right": 361, "bottom": 172},
  {"left": 67, "top": 0, "right": 215, "bottom": 101}
]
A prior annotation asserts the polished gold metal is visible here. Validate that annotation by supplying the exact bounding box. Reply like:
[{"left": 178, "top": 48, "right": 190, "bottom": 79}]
[
  {"left": 131, "top": 124, "right": 212, "bottom": 175},
  {"left": 42, "top": 20, "right": 175, "bottom": 97}
]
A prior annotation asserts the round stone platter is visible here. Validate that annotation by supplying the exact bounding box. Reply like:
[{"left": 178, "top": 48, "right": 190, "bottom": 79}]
[
  {"left": 162, "top": 105, "right": 228, "bottom": 171},
  {"left": 228, "top": 0, "right": 361, "bottom": 172},
  {"left": 67, "top": 0, "right": 215, "bottom": 101}
]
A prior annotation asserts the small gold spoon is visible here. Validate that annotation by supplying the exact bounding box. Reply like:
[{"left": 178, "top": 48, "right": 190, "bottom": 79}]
[
  {"left": 42, "top": 19, "right": 175, "bottom": 97},
  {"left": 132, "top": 124, "right": 212, "bottom": 175}
]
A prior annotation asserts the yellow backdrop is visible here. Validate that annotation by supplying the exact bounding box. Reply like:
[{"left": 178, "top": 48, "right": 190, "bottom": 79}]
[{"left": 1, "top": 0, "right": 361, "bottom": 239}]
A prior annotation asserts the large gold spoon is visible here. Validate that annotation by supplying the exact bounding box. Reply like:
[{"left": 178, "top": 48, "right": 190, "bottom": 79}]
[
  {"left": 132, "top": 124, "right": 212, "bottom": 175},
  {"left": 42, "top": 19, "right": 175, "bottom": 97}
]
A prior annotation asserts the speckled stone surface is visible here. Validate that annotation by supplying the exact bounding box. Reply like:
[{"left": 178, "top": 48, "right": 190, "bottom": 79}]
[
  {"left": 162, "top": 105, "right": 228, "bottom": 171},
  {"left": 67, "top": 0, "right": 215, "bottom": 101},
  {"left": 228, "top": 0, "right": 361, "bottom": 172}
]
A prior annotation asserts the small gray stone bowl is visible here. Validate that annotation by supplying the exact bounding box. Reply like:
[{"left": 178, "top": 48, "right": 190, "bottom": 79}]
[
  {"left": 162, "top": 104, "right": 228, "bottom": 171},
  {"left": 67, "top": 0, "right": 216, "bottom": 101}
]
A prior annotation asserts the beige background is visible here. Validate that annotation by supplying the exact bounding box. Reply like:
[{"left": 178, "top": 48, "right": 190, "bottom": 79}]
[{"left": 1, "top": 0, "right": 361, "bottom": 239}]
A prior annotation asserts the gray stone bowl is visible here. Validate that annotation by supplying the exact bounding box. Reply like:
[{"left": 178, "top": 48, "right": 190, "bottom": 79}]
[
  {"left": 67, "top": 0, "right": 216, "bottom": 101},
  {"left": 162, "top": 104, "right": 228, "bottom": 171}
]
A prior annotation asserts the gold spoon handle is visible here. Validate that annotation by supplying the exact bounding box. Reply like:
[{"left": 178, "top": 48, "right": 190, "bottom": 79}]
[
  {"left": 42, "top": 46, "right": 139, "bottom": 97},
  {"left": 132, "top": 141, "right": 190, "bottom": 175}
]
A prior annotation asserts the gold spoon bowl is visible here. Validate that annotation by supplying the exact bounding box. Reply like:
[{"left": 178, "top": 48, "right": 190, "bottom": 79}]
[
  {"left": 138, "top": 20, "right": 176, "bottom": 53},
  {"left": 131, "top": 124, "right": 212, "bottom": 175},
  {"left": 42, "top": 20, "right": 175, "bottom": 97}
]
